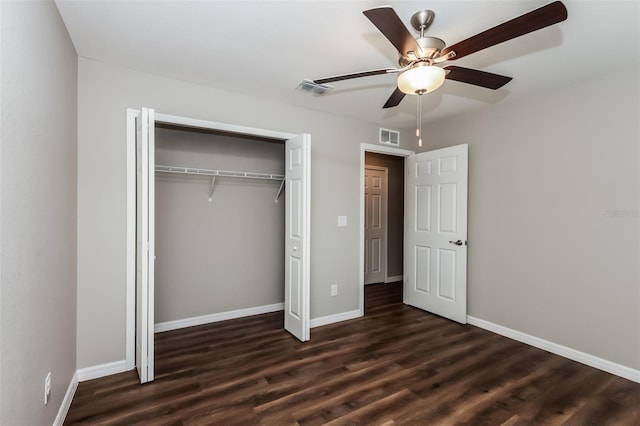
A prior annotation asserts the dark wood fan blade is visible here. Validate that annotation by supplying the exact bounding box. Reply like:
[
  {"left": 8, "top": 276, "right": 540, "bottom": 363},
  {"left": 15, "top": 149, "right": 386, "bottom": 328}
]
[
  {"left": 442, "top": 1, "right": 567, "bottom": 60},
  {"left": 383, "top": 87, "right": 405, "bottom": 109},
  {"left": 363, "top": 6, "right": 422, "bottom": 57},
  {"left": 444, "top": 66, "right": 512, "bottom": 89},
  {"left": 314, "top": 68, "right": 396, "bottom": 84}
]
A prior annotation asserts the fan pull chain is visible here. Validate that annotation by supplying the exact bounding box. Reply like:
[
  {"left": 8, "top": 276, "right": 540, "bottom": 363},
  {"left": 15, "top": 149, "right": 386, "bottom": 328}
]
[
  {"left": 416, "top": 97, "right": 420, "bottom": 138},
  {"left": 417, "top": 94, "right": 423, "bottom": 148}
]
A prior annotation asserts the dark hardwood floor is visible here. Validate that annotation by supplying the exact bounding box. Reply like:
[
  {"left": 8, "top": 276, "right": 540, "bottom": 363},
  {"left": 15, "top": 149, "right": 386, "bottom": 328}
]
[{"left": 66, "top": 283, "right": 640, "bottom": 425}]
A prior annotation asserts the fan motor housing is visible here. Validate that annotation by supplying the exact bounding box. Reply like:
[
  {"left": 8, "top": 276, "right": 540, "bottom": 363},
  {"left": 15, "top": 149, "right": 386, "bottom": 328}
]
[{"left": 399, "top": 36, "right": 446, "bottom": 67}]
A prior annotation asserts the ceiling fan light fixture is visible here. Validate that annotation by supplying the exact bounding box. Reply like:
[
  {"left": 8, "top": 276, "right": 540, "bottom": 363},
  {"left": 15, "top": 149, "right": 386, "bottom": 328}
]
[{"left": 397, "top": 64, "right": 445, "bottom": 95}]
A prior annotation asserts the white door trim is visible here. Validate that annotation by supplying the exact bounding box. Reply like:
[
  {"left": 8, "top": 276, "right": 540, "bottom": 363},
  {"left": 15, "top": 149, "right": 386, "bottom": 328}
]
[
  {"left": 126, "top": 112, "right": 304, "bottom": 369},
  {"left": 154, "top": 113, "right": 297, "bottom": 141},
  {"left": 359, "top": 143, "right": 414, "bottom": 316},
  {"left": 125, "top": 109, "right": 137, "bottom": 370}
]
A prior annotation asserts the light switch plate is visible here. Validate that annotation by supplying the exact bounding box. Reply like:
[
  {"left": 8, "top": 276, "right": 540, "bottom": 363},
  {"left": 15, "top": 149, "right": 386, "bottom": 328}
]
[{"left": 337, "top": 216, "right": 347, "bottom": 227}]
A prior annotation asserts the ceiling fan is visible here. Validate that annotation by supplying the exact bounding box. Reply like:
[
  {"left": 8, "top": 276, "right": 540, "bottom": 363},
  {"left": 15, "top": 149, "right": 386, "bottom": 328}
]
[{"left": 313, "top": 1, "right": 568, "bottom": 109}]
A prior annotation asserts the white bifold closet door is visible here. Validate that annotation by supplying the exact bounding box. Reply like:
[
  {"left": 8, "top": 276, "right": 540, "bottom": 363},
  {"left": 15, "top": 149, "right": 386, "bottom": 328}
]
[
  {"left": 135, "top": 107, "right": 155, "bottom": 384},
  {"left": 284, "top": 134, "right": 311, "bottom": 341},
  {"left": 404, "top": 144, "right": 468, "bottom": 324}
]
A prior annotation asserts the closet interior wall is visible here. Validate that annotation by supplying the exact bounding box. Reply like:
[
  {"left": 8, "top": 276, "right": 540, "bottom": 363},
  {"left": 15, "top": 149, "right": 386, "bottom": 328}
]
[{"left": 154, "top": 125, "right": 285, "bottom": 325}]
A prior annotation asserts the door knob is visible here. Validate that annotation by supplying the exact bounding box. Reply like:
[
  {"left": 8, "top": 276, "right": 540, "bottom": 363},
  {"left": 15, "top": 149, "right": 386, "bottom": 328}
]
[
  {"left": 293, "top": 246, "right": 298, "bottom": 251},
  {"left": 449, "top": 240, "right": 463, "bottom": 246}
]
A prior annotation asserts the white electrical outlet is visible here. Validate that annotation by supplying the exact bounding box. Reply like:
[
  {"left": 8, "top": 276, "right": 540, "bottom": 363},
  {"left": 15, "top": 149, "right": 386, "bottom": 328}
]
[
  {"left": 44, "top": 372, "right": 51, "bottom": 405},
  {"left": 330, "top": 284, "right": 338, "bottom": 296}
]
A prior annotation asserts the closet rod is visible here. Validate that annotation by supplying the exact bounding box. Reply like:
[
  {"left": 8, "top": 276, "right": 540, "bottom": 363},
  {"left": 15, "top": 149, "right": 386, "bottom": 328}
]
[{"left": 155, "top": 165, "right": 284, "bottom": 181}]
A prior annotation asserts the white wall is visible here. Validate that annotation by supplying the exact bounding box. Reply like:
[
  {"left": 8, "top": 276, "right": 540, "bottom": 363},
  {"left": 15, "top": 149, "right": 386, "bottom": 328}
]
[
  {"left": 76, "top": 58, "right": 382, "bottom": 368},
  {"left": 154, "top": 128, "right": 285, "bottom": 323},
  {"left": 0, "top": 1, "right": 78, "bottom": 424},
  {"left": 409, "top": 64, "right": 640, "bottom": 370}
]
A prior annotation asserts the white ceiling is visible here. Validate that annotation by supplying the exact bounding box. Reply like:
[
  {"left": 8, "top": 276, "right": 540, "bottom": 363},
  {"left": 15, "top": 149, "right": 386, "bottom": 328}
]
[{"left": 55, "top": 1, "right": 639, "bottom": 128}]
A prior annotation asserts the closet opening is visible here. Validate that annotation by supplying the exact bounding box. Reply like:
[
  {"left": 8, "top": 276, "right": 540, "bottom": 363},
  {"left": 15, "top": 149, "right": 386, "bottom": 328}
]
[
  {"left": 153, "top": 123, "right": 286, "bottom": 334},
  {"left": 127, "top": 109, "right": 311, "bottom": 383}
]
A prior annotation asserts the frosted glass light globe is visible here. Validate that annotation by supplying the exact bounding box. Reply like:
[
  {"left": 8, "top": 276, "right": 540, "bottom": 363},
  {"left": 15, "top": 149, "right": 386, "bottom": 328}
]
[{"left": 397, "top": 65, "right": 446, "bottom": 95}]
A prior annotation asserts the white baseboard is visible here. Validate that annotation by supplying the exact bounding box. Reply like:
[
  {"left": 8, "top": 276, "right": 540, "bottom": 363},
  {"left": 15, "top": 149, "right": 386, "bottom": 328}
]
[
  {"left": 154, "top": 303, "right": 284, "bottom": 333},
  {"left": 467, "top": 316, "right": 640, "bottom": 383},
  {"left": 385, "top": 275, "right": 403, "bottom": 283},
  {"left": 310, "top": 309, "right": 362, "bottom": 328},
  {"left": 77, "top": 360, "right": 128, "bottom": 382},
  {"left": 53, "top": 371, "right": 78, "bottom": 426}
]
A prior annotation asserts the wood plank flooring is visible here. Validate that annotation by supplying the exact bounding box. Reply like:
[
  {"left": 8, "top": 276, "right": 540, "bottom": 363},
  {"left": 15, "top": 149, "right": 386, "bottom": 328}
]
[{"left": 65, "top": 283, "right": 640, "bottom": 425}]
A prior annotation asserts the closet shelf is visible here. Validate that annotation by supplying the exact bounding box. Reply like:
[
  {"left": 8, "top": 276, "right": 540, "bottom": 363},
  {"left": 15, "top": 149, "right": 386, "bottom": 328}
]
[{"left": 155, "top": 165, "right": 284, "bottom": 181}]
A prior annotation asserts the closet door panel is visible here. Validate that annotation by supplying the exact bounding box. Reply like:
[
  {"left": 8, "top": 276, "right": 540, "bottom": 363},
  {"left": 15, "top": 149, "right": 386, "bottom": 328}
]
[
  {"left": 135, "top": 107, "right": 155, "bottom": 384},
  {"left": 284, "top": 134, "right": 310, "bottom": 342}
]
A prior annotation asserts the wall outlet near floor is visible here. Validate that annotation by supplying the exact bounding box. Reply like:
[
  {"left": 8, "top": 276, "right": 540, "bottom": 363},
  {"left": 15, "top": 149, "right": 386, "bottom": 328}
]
[
  {"left": 330, "top": 284, "right": 338, "bottom": 296},
  {"left": 44, "top": 372, "right": 52, "bottom": 405}
]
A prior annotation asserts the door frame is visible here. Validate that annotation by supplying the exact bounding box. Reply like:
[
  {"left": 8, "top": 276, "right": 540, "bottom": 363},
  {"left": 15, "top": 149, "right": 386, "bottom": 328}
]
[
  {"left": 125, "top": 110, "right": 304, "bottom": 369},
  {"left": 364, "top": 165, "right": 389, "bottom": 285},
  {"left": 359, "top": 143, "right": 414, "bottom": 316}
]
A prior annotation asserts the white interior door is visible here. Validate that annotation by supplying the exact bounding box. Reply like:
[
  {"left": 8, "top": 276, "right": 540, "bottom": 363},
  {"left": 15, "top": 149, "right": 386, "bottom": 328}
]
[
  {"left": 284, "top": 134, "right": 311, "bottom": 341},
  {"left": 135, "top": 107, "right": 155, "bottom": 383},
  {"left": 404, "top": 144, "right": 468, "bottom": 323},
  {"left": 364, "top": 167, "right": 387, "bottom": 284}
]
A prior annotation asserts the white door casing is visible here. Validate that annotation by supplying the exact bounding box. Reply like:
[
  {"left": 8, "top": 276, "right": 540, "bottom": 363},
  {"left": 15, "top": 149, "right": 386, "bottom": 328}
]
[
  {"left": 364, "top": 167, "right": 388, "bottom": 284},
  {"left": 135, "top": 107, "right": 155, "bottom": 383},
  {"left": 404, "top": 144, "right": 468, "bottom": 323},
  {"left": 284, "top": 134, "right": 311, "bottom": 341}
]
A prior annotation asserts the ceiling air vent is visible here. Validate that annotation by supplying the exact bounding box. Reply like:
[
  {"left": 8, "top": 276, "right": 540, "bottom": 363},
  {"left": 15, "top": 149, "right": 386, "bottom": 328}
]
[
  {"left": 379, "top": 128, "right": 400, "bottom": 146},
  {"left": 296, "top": 79, "right": 333, "bottom": 95}
]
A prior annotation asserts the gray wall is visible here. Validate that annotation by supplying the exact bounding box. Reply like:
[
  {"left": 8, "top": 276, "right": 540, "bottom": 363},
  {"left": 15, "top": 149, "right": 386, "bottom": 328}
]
[
  {"left": 154, "top": 128, "right": 285, "bottom": 323},
  {"left": 76, "top": 58, "right": 382, "bottom": 368},
  {"left": 75, "top": 30, "right": 638, "bottom": 376},
  {"left": 0, "top": 1, "right": 78, "bottom": 424},
  {"left": 406, "top": 64, "right": 640, "bottom": 369},
  {"left": 365, "top": 153, "right": 404, "bottom": 279}
]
